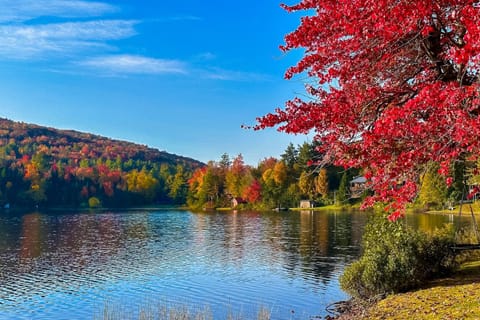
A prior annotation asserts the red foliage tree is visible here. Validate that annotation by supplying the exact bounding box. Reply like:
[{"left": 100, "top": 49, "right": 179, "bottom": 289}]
[
  {"left": 256, "top": 1, "right": 480, "bottom": 220},
  {"left": 243, "top": 179, "right": 262, "bottom": 203}
]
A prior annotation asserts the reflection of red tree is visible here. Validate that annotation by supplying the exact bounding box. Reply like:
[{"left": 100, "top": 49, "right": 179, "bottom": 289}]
[
  {"left": 316, "top": 214, "right": 329, "bottom": 256},
  {"left": 20, "top": 214, "right": 43, "bottom": 259},
  {"left": 57, "top": 213, "right": 123, "bottom": 268},
  {"left": 193, "top": 213, "right": 207, "bottom": 246},
  {"left": 299, "top": 211, "right": 313, "bottom": 257}
]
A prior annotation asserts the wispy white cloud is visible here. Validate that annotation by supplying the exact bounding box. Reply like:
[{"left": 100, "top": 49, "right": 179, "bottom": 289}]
[
  {"left": 76, "top": 55, "right": 271, "bottom": 80},
  {"left": 202, "top": 67, "right": 272, "bottom": 82},
  {"left": 0, "top": 2, "right": 266, "bottom": 81},
  {"left": 79, "top": 54, "right": 188, "bottom": 75},
  {"left": 195, "top": 52, "right": 216, "bottom": 61},
  {"left": 0, "top": 20, "right": 137, "bottom": 59},
  {"left": 0, "top": 0, "right": 117, "bottom": 22}
]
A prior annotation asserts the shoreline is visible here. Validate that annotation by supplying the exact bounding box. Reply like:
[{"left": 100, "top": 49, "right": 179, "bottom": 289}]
[
  {"left": 332, "top": 260, "right": 480, "bottom": 319},
  {"left": 0, "top": 205, "right": 189, "bottom": 214}
]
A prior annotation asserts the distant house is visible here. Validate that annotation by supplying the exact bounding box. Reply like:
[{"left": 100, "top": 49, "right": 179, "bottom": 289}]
[
  {"left": 467, "top": 181, "right": 480, "bottom": 202},
  {"left": 350, "top": 176, "right": 367, "bottom": 198},
  {"left": 232, "top": 197, "right": 247, "bottom": 208},
  {"left": 299, "top": 200, "right": 314, "bottom": 209}
]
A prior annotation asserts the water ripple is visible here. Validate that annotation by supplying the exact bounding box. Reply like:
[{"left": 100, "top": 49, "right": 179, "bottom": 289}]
[{"left": 0, "top": 210, "right": 388, "bottom": 319}]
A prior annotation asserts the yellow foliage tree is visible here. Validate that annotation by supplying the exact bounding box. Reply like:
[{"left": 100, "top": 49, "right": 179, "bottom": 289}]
[
  {"left": 126, "top": 169, "right": 159, "bottom": 201},
  {"left": 315, "top": 168, "right": 329, "bottom": 199}
]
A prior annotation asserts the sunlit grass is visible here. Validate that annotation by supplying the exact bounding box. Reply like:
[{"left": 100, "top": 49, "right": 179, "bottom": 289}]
[
  {"left": 289, "top": 204, "right": 352, "bottom": 211},
  {"left": 420, "top": 200, "right": 480, "bottom": 216},
  {"left": 346, "top": 261, "right": 480, "bottom": 319}
]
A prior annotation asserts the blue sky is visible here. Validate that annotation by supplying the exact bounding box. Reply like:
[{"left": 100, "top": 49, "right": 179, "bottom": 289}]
[{"left": 0, "top": 0, "right": 310, "bottom": 165}]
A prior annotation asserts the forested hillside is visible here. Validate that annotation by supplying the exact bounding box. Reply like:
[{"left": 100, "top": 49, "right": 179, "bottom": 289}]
[{"left": 0, "top": 118, "right": 203, "bottom": 208}]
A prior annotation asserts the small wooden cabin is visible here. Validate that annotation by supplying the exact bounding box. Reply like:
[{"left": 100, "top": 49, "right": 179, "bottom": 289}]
[
  {"left": 232, "top": 197, "right": 247, "bottom": 208},
  {"left": 299, "top": 200, "right": 314, "bottom": 209},
  {"left": 350, "top": 176, "right": 367, "bottom": 198}
]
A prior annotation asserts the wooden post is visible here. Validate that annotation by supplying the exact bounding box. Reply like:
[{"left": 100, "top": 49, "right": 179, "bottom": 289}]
[{"left": 469, "top": 204, "right": 480, "bottom": 244}]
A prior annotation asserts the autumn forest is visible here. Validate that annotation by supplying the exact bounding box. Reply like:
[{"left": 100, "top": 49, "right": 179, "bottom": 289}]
[
  {"left": 187, "top": 143, "right": 351, "bottom": 210},
  {"left": 0, "top": 117, "right": 468, "bottom": 212},
  {"left": 0, "top": 118, "right": 203, "bottom": 208},
  {"left": 0, "top": 118, "right": 357, "bottom": 210}
]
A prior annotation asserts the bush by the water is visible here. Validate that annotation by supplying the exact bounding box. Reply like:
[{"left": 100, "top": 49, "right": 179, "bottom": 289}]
[
  {"left": 454, "top": 226, "right": 480, "bottom": 264},
  {"left": 340, "top": 214, "right": 457, "bottom": 299}
]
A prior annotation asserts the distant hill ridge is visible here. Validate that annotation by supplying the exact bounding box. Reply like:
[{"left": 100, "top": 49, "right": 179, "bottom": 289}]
[
  {"left": 0, "top": 118, "right": 204, "bottom": 208},
  {"left": 0, "top": 117, "right": 203, "bottom": 169}
]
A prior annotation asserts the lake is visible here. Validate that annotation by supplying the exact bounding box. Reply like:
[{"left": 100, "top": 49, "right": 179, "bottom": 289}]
[{"left": 0, "top": 209, "right": 472, "bottom": 319}]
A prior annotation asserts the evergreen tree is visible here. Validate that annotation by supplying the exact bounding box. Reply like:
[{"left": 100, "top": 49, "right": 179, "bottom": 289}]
[
  {"left": 219, "top": 153, "right": 231, "bottom": 170},
  {"left": 449, "top": 160, "right": 467, "bottom": 202},
  {"left": 297, "top": 142, "right": 314, "bottom": 171},
  {"left": 337, "top": 172, "right": 349, "bottom": 204},
  {"left": 168, "top": 165, "right": 188, "bottom": 204},
  {"left": 281, "top": 143, "right": 298, "bottom": 170}
]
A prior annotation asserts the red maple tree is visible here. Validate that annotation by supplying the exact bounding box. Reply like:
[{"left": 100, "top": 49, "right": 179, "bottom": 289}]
[
  {"left": 256, "top": 1, "right": 480, "bottom": 220},
  {"left": 243, "top": 179, "right": 262, "bottom": 203}
]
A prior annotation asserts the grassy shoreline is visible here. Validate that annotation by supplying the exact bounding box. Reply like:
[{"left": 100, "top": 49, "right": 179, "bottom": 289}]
[{"left": 336, "top": 260, "right": 480, "bottom": 319}]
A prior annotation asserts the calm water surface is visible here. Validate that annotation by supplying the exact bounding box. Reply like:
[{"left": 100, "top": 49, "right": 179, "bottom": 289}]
[{"left": 0, "top": 210, "right": 472, "bottom": 319}]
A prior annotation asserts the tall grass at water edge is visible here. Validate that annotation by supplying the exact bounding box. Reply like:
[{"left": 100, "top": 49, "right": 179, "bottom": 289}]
[{"left": 95, "top": 302, "right": 272, "bottom": 320}]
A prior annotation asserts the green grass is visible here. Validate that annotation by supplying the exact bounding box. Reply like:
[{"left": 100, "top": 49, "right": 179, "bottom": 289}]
[
  {"left": 344, "top": 261, "right": 480, "bottom": 319},
  {"left": 410, "top": 200, "right": 480, "bottom": 216}
]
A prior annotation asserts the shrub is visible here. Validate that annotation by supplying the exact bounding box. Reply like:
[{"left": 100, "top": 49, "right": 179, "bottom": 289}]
[
  {"left": 88, "top": 196, "right": 102, "bottom": 208},
  {"left": 454, "top": 227, "right": 480, "bottom": 264},
  {"left": 340, "top": 214, "right": 457, "bottom": 299}
]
